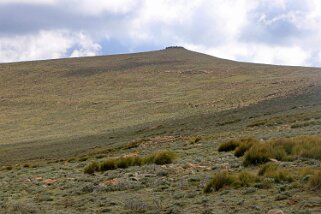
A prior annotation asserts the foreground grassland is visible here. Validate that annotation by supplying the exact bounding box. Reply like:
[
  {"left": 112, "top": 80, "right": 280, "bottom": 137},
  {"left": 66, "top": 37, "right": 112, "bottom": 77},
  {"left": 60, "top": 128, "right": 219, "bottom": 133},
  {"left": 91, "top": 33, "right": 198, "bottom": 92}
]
[
  {"left": 0, "top": 49, "right": 321, "bottom": 213},
  {"left": 0, "top": 134, "right": 320, "bottom": 213}
]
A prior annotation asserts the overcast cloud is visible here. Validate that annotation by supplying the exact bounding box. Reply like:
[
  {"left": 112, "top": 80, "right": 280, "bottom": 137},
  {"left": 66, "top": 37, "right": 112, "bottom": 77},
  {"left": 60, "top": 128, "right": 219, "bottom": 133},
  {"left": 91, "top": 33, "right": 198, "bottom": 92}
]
[{"left": 0, "top": 0, "right": 321, "bottom": 66}]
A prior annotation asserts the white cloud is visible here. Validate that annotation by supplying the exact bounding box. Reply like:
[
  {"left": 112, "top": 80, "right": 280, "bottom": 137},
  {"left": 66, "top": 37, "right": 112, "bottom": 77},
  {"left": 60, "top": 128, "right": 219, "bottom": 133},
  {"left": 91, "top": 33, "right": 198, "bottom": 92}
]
[
  {"left": 63, "top": 0, "right": 138, "bottom": 15},
  {"left": 0, "top": 30, "right": 101, "bottom": 62},
  {"left": 0, "top": 0, "right": 56, "bottom": 5},
  {"left": 70, "top": 33, "right": 101, "bottom": 57},
  {"left": 184, "top": 42, "right": 309, "bottom": 66}
]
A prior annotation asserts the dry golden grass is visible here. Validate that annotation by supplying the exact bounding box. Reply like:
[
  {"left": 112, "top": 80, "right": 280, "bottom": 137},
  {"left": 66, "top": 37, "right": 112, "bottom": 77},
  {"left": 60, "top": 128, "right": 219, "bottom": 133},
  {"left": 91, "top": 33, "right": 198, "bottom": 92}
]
[
  {"left": 243, "top": 136, "right": 321, "bottom": 166},
  {"left": 84, "top": 150, "right": 177, "bottom": 174}
]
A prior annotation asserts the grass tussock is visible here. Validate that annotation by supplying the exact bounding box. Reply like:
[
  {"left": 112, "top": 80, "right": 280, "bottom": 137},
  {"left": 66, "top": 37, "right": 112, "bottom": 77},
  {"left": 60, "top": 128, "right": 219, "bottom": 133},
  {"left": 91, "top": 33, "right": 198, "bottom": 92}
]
[
  {"left": 144, "top": 150, "right": 177, "bottom": 165},
  {"left": 242, "top": 136, "right": 321, "bottom": 166},
  {"left": 84, "top": 161, "right": 100, "bottom": 174},
  {"left": 308, "top": 171, "right": 321, "bottom": 191},
  {"left": 218, "top": 140, "right": 239, "bottom": 152},
  {"left": 84, "top": 150, "right": 177, "bottom": 174},
  {"left": 204, "top": 172, "right": 233, "bottom": 193},
  {"left": 235, "top": 171, "right": 258, "bottom": 187},
  {"left": 204, "top": 171, "right": 258, "bottom": 193},
  {"left": 258, "top": 163, "right": 293, "bottom": 183},
  {"left": 234, "top": 138, "right": 258, "bottom": 157},
  {"left": 218, "top": 137, "right": 258, "bottom": 157}
]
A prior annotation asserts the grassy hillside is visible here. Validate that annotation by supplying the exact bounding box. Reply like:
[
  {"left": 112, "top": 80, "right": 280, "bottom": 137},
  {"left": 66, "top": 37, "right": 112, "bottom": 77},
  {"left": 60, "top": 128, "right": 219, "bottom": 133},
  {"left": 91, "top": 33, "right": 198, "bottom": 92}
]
[{"left": 0, "top": 48, "right": 321, "bottom": 163}]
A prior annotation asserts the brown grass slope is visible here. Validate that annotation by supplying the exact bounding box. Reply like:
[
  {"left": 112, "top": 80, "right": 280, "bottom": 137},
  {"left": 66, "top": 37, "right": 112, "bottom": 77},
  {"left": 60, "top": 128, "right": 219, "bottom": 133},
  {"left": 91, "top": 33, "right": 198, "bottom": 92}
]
[{"left": 0, "top": 48, "right": 321, "bottom": 163}]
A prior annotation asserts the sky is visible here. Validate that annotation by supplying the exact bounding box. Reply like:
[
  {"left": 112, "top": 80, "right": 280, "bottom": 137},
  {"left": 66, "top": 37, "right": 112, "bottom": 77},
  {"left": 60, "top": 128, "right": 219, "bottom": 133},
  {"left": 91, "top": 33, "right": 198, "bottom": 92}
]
[{"left": 1, "top": 0, "right": 321, "bottom": 67}]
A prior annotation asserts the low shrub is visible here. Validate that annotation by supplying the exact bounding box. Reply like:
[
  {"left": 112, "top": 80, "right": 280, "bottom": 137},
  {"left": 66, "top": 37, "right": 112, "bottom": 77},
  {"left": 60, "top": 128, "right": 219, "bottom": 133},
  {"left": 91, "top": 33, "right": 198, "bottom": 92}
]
[
  {"left": 84, "top": 161, "right": 100, "bottom": 174},
  {"left": 258, "top": 163, "right": 278, "bottom": 176},
  {"left": 148, "top": 150, "right": 177, "bottom": 165},
  {"left": 84, "top": 150, "right": 177, "bottom": 174},
  {"left": 188, "top": 136, "right": 202, "bottom": 144},
  {"left": 5, "top": 166, "right": 13, "bottom": 170},
  {"left": 99, "top": 159, "right": 117, "bottom": 171},
  {"left": 218, "top": 140, "right": 239, "bottom": 152},
  {"left": 23, "top": 164, "right": 30, "bottom": 168},
  {"left": 78, "top": 156, "right": 88, "bottom": 162},
  {"left": 243, "top": 143, "right": 272, "bottom": 166},
  {"left": 204, "top": 172, "right": 234, "bottom": 193},
  {"left": 225, "top": 136, "right": 321, "bottom": 166},
  {"left": 218, "top": 137, "right": 258, "bottom": 157},
  {"left": 258, "top": 163, "right": 293, "bottom": 183},
  {"left": 308, "top": 171, "right": 321, "bottom": 191},
  {"left": 234, "top": 138, "right": 258, "bottom": 157},
  {"left": 236, "top": 171, "right": 257, "bottom": 187},
  {"left": 116, "top": 156, "right": 142, "bottom": 168}
]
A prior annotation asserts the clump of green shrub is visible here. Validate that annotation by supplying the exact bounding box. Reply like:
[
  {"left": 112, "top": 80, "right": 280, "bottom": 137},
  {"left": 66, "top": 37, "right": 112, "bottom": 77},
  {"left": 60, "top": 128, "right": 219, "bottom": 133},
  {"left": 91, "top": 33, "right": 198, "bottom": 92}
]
[
  {"left": 234, "top": 138, "right": 258, "bottom": 157},
  {"left": 5, "top": 166, "right": 13, "bottom": 170},
  {"left": 204, "top": 172, "right": 233, "bottom": 193},
  {"left": 235, "top": 171, "right": 258, "bottom": 187},
  {"left": 204, "top": 171, "right": 259, "bottom": 193},
  {"left": 258, "top": 163, "right": 293, "bottom": 183},
  {"left": 84, "top": 150, "right": 177, "bottom": 174},
  {"left": 258, "top": 163, "right": 278, "bottom": 176},
  {"left": 99, "top": 159, "right": 117, "bottom": 171},
  {"left": 218, "top": 140, "right": 239, "bottom": 152},
  {"left": 117, "top": 156, "right": 142, "bottom": 168},
  {"left": 84, "top": 161, "right": 100, "bottom": 174},
  {"left": 243, "top": 144, "right": 272, "bottom": 166},
  {"left": 144, "top": 150, "right": 177, "bottom": 165},
  {"left": 218, "top": 137, "right": 258, "bottom": 157},
  {"left": 242, "top": 136, "right": 321, "bottom": 166},
  {"left": 78, "top": 156, "right": 88, "bottom": 162}
]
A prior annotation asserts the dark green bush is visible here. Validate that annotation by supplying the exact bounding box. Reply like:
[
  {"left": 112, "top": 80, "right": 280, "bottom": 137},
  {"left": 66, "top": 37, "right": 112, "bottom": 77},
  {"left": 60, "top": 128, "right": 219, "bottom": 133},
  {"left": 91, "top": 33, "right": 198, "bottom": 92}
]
[
  {"left": 218, "top": 140, "right": 239, "bottom": 152},
  {"left": 5, "top": 166, "right": 13, "bottom": 170},
  {"left": 234, "top": 138, "right": 258, "bottom": 157},
  {"left": 78, "top": 156, "right": 88, "bottom": 162},
  {"left": 84, "top": 150, "right": 177, "bottom": 174},
  {"left": 236, "top": 171, "right": 257, "bottom": 187},
  {"left": 99, "top": 159, "right": 117, "bottom": 171},
  {"left": 243, "top": 144, "right": 271, "bottom": 166},
  {"left": 84, "top": 161, "right": 100, "bottom": 174},
  {"left": 150, "top": 150, "right": 177, "bottom": 165},
  {"left": 116, "top": 156, "right": 142, "bottom": 168},
  {"left": 204, "top": 172, "right": 233, "bottom": 193},
  {"left": 258, "top": 163, "right": 278, "bottom": 176}
]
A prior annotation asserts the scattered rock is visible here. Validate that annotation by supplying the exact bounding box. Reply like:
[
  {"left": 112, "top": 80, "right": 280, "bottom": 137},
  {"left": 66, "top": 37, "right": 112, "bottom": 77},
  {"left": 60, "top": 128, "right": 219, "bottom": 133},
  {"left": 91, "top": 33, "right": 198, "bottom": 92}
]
[
  {"left": 243, "top": 187, "right": 256, "bottom": 194},
  {"left": 267, "top": 209, "right": 284, "bottom": 214},
  {"left": 43, "top": 179, "right": 57, "bottom": 185},
  {"left": 187, "top": 163, "right": 211, "bottom": 170},
  {"left": 302, "top": 175, "right": 311, "bottom": 182},
  {"left": 287, "top": 199, "right": 298, "bottom": 205},
  {"left": 275, "top": 194, "right": 289, "bottom": 201},
  {"left": 269, "top": 158, "right": 279, "bottom": 163},
  {"left": 130, "top": 177, "right": 139, "bottom": 181},
  {"left": 251, "top": 205, "right": 261, "bottom": 210},
  {"left": 102, "top": 178, "right": 119, "bottom": 186},
  {"left": 211, "top": 165, "right": 219, "bottom": 170},
  {"left": 156, "top": 170, "right": 169, "bottom": 177},
  {"left": 237, "top": 200, "right": 245, "bottom": 205},
  {"left": 33, "top": 176, "right": 43, "bottom": 181}
]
